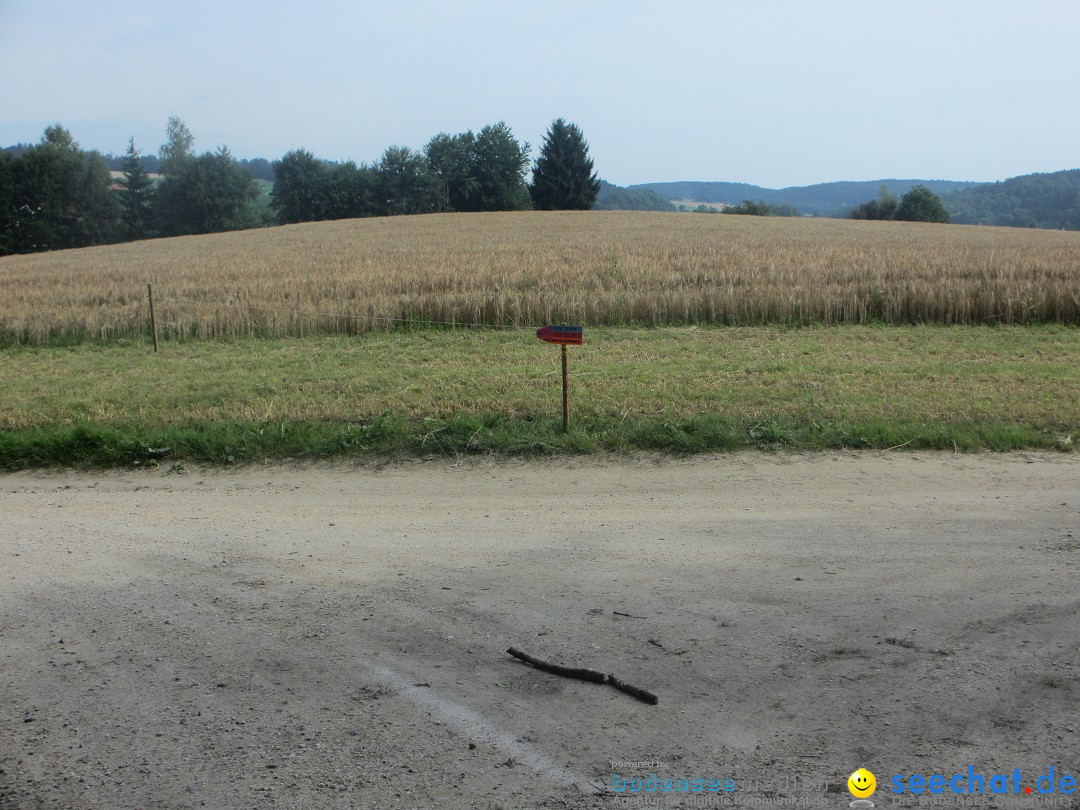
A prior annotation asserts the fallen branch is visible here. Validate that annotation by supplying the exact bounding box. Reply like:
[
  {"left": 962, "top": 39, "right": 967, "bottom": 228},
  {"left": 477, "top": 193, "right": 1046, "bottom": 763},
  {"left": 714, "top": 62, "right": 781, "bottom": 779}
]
[
  {"left": 613, "top": 610, "right": 647, "bottom": 619},
  {"left": 507, "top": 647, "right": 606, "bottom": 684},
  {"left": 648, "top": 637, "right": 690, "bottom": 655},
  {"left": 608, "top": 673, "right": 659, "bottom": 705},
  {"left": 507, "top": 647, "right": 658, "bottom": 705}
]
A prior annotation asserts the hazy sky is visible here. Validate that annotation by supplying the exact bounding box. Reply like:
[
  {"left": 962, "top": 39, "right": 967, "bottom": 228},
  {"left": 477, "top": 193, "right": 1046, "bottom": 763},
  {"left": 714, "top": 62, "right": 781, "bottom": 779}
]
[{"left": 1, "top": 0, "right": 1077, "bottom": 188}]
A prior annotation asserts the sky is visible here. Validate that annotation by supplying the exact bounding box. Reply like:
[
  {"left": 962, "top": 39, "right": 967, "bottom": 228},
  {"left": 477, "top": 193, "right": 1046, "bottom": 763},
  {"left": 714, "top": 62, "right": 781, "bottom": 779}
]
[{"left": 1, "top": 0, "right": 1078, "bottom": 188}]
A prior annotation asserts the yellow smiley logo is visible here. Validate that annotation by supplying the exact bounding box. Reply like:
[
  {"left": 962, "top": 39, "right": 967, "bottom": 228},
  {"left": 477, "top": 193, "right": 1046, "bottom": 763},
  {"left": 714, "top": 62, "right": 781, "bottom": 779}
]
[{"left": 848, "top": 768, "right": 876, "bottom": 798}]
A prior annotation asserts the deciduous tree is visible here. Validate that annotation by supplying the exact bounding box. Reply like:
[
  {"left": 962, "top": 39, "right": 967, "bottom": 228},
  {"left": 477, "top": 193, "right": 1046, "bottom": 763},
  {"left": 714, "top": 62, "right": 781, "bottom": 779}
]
[
  {"left": 159, "top": 116, "right": 195, "bottom": 175},
  {"left": 423, "top": 124, "right": 531, "bottom": 212},
  {"left": 271, "top": 148, "right": 330, "bottom": 223},
  {"left": 424, "top": 131, "right": 477, "bottom": 212},
  {"left": 326, "top": 161, "right": 379, "bottom": 219},
  {"left": 1, "top": 126, "right": 118, "bottom": 252},
  {"left": 0, "top": 150, "right": 18, "bottom": 254},
  {"left": 896, "top": 185, "right": 951, "bottom": 223},
  {"left": 471, "top": 122, "right": 531, "bottom": 211},
  {"left": 849, "top": 186, "right": 898, "bottom": 220},
  {"left": 375, "top": 146, "right": 438, "bottom": 216},
  {"left": 155, "top": 144, "right": 260, "bottom": 236}
]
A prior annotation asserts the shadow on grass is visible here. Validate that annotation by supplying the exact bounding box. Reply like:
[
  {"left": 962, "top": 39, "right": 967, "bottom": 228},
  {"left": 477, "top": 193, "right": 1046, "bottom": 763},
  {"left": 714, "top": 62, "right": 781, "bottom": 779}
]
[{"left": 0, "top": 413, "right": 1069, "bottom": 470}]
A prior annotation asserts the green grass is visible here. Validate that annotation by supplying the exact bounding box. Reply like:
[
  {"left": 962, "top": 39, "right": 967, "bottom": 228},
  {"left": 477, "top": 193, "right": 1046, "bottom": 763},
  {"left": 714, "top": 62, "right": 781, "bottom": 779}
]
[{"left": 1, "top": 325, "right": 1076, "bottom": 468}]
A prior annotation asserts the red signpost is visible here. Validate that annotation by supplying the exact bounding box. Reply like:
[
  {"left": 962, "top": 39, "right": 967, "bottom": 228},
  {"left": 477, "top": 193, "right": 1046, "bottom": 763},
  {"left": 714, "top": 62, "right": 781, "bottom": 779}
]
[
  {"left": 536, "top": 325, "right": 583, "bottom": 346},
  {"left": 537, "top": 325, "right": 583, "bottom": 431}
]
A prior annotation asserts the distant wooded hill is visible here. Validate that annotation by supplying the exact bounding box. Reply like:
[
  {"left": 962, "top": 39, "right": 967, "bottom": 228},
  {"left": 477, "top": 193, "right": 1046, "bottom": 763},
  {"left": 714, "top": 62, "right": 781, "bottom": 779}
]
[
  {"left": 942, "top": 169, "right": 1080, "bottom": 229},
  {"left": 594, "top": 180, "right": 677, "bottom": 212},
  {"left": 606, "top": 171, "right": 1080, "bottom": 230},
  {"left": 627, "top": 179, "right": 978, "bottom": 217}
]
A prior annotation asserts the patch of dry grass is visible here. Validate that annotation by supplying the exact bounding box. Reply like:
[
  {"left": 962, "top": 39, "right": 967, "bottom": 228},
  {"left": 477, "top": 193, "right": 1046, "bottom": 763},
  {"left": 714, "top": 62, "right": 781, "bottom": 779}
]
[{"left": 1, "top": 211, "right": 1079, "bottom": 343}]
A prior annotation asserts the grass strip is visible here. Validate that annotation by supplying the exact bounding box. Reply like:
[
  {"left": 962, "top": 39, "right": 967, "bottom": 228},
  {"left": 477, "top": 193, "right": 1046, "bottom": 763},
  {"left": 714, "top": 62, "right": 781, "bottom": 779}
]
[
  {"left": 0, "top": 416, "right": 1066, "bottom": 470},
  {"left": 1, "top": 325, "right": 1076, "bottom": 468}
]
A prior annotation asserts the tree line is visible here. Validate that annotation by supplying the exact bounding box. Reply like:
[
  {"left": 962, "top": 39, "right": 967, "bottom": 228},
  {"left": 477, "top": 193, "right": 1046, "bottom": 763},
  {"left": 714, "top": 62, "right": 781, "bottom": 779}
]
[
  {"left": 944, "top": 169, "right": 1080, "bottom": 229},
  {"left": 849, "top": 185, "right": 951, "bottom": 223},
  {"left": 0, "top": 117, "right": 599, "bottom": 255},
  {"left": 718, "top": 200, "right": 797, "bottom": 217},
  {"left": 1, "top": 126, "right": 125, "bottom": 253},
  {"left": 272, "top": 117, "right": 598, "bottom": 224}
]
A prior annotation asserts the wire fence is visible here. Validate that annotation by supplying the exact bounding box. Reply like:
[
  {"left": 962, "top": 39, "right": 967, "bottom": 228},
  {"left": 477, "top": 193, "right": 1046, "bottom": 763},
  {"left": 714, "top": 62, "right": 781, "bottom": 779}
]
[
  {"left": 5, "top": 276, "right": 1076, "bottom": 348},
  {"left": 140, "top": 288, "right": 675, "bottom": 347},
  {"left": 162, "top": 297, "right": 534, "bottom": 331}
]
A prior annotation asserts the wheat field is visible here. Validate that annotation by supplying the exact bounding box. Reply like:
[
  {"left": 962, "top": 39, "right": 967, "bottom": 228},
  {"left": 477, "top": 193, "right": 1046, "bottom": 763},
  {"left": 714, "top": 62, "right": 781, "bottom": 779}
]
[{"left": 1, "top": 211, "right": 1079, "bottom": 343}]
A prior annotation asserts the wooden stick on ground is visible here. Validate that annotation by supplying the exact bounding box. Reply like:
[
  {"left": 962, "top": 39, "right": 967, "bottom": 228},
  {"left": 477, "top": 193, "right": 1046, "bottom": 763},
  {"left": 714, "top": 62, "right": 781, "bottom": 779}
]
[
  {"left": 507, "top": 647, "right": 607, "bottom": 683},
  {"left": 608, "top": 673, "right": 659, "bottom": 705},
  {"left": 507, "top": 647, "right": 659, "bottom": 704}
]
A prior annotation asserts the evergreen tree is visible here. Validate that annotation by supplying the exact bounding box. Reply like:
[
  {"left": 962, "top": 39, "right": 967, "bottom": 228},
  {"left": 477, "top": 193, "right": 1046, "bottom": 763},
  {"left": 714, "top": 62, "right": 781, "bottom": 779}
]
[
  {"left": 120, "top": 137, "right": 153, "bottom": 239},
  {"left": 529, "top": 119, "right": 600, "bottom": 210}
]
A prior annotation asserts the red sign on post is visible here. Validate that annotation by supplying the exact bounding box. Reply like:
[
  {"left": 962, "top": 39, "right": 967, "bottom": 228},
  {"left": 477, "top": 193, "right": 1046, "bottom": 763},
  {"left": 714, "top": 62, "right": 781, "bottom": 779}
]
[
  {"left": 536, "top": 325, "right": 583, "bottom": 345},
  {"left": 536, "top": 325, "right": 583, "bottom": 432}
]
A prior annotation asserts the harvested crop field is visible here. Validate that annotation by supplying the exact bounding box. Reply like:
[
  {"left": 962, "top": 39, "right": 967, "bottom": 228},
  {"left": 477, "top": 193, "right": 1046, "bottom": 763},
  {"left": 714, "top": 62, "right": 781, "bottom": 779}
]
[
  {"left": 2, "top": 211, "right": 1080, "bottom": 344},
  {"left": 1, "top": 453, "right": 1077, "bottom": 809}
]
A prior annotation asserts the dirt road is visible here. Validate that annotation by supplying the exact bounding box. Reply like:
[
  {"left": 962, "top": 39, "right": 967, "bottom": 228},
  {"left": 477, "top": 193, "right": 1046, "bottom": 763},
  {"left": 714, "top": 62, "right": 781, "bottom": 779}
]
[{"left": 2, "top": 453, "right": 1078, "bottom": 809}]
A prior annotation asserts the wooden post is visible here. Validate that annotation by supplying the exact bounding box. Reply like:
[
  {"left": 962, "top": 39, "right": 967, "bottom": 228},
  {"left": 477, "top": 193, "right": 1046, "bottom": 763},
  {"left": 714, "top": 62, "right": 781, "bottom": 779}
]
[
  {"left": 536, "top": 325, "right": 582, "bottom": 432},
  {"left": 147, "top": 283, "right": 159, "bottom": 353},
  {"left": 561, "top": 344, "right": 569, "bottom": 432}
]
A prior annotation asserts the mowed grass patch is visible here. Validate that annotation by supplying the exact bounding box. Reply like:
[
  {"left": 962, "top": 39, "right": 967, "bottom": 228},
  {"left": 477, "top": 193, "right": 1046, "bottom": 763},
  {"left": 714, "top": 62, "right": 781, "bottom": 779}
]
[{"left": 1, "top": 325, "right": 1076, "bottom": 467}]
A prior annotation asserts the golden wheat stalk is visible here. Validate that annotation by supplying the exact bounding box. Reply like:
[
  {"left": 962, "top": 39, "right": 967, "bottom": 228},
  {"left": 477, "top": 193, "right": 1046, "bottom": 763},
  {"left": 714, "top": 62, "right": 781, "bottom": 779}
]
[{"left": 1, "top": 211, "right": 1078, "bottom": 343}]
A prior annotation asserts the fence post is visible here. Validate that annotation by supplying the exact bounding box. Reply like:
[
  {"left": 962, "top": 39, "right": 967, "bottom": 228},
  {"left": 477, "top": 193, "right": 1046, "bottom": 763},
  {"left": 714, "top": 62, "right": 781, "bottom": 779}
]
[
  {"left": 561, "top": 344, "right": 569, "bottom": 432},
  {"left": 147, "top": 283, "right": 159, "bottom": 353}
]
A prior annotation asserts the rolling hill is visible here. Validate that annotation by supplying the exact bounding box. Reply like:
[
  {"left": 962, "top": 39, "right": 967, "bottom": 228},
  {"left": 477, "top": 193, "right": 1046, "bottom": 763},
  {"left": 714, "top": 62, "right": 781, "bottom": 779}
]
[
  {"left": 628, "top": 179, "right": 979, "bottom": 217},
  {"left": 943, "top": 169, "right": 1080, "bottom": 229}
]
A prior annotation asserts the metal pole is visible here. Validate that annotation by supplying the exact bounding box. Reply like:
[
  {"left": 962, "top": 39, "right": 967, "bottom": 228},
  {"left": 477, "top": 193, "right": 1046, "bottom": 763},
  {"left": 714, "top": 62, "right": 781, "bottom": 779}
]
[
  {"left": 561, "top": 344, "right": 569, "bottom": 432},
  {"left": 147, "top": 283, "right": 159, "bottom": 353}
]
